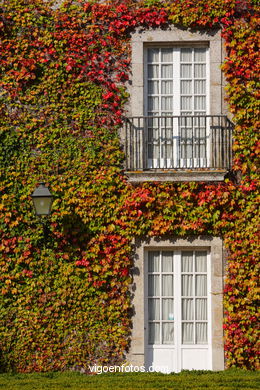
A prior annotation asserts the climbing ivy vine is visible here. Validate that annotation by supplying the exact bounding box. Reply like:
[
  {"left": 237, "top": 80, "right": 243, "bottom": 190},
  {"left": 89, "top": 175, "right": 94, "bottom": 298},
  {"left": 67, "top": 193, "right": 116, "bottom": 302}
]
[{"left": 0, "top": 0, "right": 259, "bottom": 372}]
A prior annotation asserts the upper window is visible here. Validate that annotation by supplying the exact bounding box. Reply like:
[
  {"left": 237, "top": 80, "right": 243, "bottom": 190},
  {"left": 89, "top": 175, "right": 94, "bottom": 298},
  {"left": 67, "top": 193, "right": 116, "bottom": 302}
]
[
  {"left": 145, "top": 47, "right": 209, "bottom": 170},
  {"left": 124, "top": 28, "right": 233, "bottom": 182},
  {"left": 146, "top": 47, "right": 208, "bottom": 118}
]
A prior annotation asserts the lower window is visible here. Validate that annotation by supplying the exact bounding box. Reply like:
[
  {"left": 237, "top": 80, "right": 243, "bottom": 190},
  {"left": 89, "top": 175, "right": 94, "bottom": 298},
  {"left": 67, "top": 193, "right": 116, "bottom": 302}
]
[
  {"left": 129, "top": 237, "right": 224, "bottom": 372},
  {"left": 147, "top": 250, "right": 209, "bottom": 346},
  {"left": 145, "top": 249, "right": 211, "bottom": 372}
]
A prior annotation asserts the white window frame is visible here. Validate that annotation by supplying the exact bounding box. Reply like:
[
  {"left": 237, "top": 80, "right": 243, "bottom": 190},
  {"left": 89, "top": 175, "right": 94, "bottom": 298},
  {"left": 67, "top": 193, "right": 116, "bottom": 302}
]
[
  {"left": 144, "top": 46, "right": 210, "bottom": 169},
  {"left": 125, "top": 27, "right": 227, "bottom": 181},
  {"left": 145, "top": 249, "right": 211, "bottom": 347},
  {"left": 127, "top": 236, "right": 224, "bottom": 372}
]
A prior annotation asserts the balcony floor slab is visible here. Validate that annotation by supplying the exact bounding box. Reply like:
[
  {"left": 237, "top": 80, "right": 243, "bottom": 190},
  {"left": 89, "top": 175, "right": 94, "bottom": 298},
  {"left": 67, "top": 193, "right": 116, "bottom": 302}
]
[{"left": 126, "top": 169, "right": 228, "bottom": 182}]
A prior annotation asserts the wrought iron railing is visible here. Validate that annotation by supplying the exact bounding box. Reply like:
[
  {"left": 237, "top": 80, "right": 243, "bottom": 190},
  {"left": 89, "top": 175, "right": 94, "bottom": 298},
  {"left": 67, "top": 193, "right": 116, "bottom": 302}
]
[{"left": 124, "top": 115, "right": 233, "bottom": 171}]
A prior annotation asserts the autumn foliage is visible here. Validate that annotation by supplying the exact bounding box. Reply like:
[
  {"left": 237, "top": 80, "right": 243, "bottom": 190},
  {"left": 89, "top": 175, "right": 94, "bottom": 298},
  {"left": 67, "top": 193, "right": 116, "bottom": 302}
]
[{"left": 0, "top": 0, "right": 259, "bottom": 372}]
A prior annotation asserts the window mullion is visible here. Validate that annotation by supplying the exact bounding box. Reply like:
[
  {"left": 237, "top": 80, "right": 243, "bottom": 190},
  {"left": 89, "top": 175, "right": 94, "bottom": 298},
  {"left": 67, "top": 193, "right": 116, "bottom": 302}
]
[
  {"left": 160, "top": 250, "right": 162, "bottom": 345},
  {"left": 192, "top": 48, "right": 194, "bottom": 115},
  {"left": 159, "top": 49, "right": 162, "bottom": 163},
  {"left": 193, "top": 251, "right": 196, "bottom": 344}
]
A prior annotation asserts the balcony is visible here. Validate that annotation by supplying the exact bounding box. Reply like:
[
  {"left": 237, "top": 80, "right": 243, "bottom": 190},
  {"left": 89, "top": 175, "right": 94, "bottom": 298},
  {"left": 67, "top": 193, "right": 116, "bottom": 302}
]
[{"left": 123, "top": 115, "right": 233, "bottom": 182}]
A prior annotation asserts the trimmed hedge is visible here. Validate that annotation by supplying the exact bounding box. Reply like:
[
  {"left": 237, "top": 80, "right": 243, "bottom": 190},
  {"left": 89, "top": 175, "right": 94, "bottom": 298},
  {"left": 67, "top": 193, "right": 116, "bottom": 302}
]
[{"left": 0, "top": 369, "right": 259, "bottom": 390}]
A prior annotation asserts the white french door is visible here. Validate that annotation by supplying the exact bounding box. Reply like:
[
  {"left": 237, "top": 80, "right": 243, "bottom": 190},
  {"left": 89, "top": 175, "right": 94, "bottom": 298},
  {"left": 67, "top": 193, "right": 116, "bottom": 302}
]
[
  {"left": 145, "top": 250, "right": 212, "bottom": 373},
  {"left": 145, "top": 47, "right": 209, "bottom": 169}
]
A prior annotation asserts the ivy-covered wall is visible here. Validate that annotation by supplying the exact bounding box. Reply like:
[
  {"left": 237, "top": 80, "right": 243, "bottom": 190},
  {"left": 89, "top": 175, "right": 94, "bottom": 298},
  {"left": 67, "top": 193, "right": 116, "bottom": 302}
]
[{"left": 0, "top": 0, "right": 259, "bottom": 372}]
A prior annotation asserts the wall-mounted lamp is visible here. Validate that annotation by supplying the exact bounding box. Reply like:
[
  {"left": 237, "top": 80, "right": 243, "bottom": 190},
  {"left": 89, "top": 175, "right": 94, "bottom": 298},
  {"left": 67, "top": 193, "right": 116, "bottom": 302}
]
[
  {"left": 31, "top": 182, "right": 53, "bottom": 217},
  {"left": 31, "top": 182, "right": 53, "bottom": 244}
]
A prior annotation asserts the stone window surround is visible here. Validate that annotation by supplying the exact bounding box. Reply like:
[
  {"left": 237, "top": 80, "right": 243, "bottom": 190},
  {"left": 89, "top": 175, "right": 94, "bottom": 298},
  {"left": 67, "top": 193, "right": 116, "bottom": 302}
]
[
  {"left": 124, "top": 27, "right": 229, "bottom": 182},
  {"left": 127, "top": 236, "right": 225, "bottom": 371}
]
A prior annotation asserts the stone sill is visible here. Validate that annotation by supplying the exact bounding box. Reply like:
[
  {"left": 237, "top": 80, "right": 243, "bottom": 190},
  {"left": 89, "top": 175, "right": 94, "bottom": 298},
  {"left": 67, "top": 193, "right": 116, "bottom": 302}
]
[{"left": 126, "top": 169, "right": 229, "bottom": 182}]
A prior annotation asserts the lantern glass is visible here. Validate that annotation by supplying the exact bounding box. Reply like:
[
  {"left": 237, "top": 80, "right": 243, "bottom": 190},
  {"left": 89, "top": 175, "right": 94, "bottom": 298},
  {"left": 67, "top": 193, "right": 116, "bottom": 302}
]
[
  {"left": 31, "top": 183, "right": 53, "bottom": 216},
  {"left": 32, "top": 196, "right": 53, "bottom": 216}
]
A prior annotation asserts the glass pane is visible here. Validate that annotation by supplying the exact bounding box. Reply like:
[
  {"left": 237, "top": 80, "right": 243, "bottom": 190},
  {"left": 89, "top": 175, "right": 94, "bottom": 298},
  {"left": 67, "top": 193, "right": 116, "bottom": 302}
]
[
  {"left": 194, "top": 80, "right": 206, "bottom": 94},
  {"left": 199, "top": 126, "right": 207, "bottom": 137},
  {"left": 195, "top": 251, "right": 207, "bottom": 272},
  {"left": 148, "top": 127, "right": 159, "bottom": 142},
  {"left": 166, "top": 128, "right": 174, "bottom": 140},
  {"left": 149, "top": 323, "right": 160, "bottom": 344},
  {"left": 148, "top": 251, "right": 160, "bottom": 272},
  {"left": 181, "top": 48, "right": 192, "bottom": 62},
  {"left": 181, "top": 64, "right": 191, "bottom": 78},
  {"left": 162, "top": 323, "right": 174, "bottom": 344},
  {"left": 162, "top": 298, "right": 174, "bottom": 320},
  {"left": 148, "top": 48, "right": 159, "bottom": 62},
  {"left": 162, "top": 252, "right": 174, "bottom": 272},
  {"left": 148, "top": 117, "right": 160, "bottom": 128},
  {"left": 161, "top": 48, "right": 173, "bottom": 62},
  {"left": 196, "top": 323, "right": 207, "bottom": 343},
  {"left": 195, "top": 275, "right": 207, "bottom": 296},
  {"left": 162, "top": 275, "right": 174, "bottom": 296},
  {"left": 148, "top": 96, "right": 159, "bottom": 111},
  {"left": 161, "top": 144, "right": 166, "bottom": 159},
  {"left": 161, "top": 80, "right": 173, "bottom": 94},
  {"left": 181, "top": 128, "right": 193, "bottom": 141},
  {"left": 161, "top": 97, "right": 173, "bottom": 111},
  {"left": 181, "top": 96, "right": 192, "bottom": 110},
  {"left": 182, "top": 298, "right": 194, "bottom": 320},
  {"left": 194, "top": 64, "right": 206, "bottom": 78},
  {"left": 161, "top": 116, "right": 173, "bottom": 128},
  {"left": 195, "top": 144, "right": 206, "bottom": 159},
  {"left": 148, "top": 64, "right": 159, "bottom": 78},
  {"left": 181, "top": 145, "right": 187, "bottom": 160},
  {"left": 182, "top": 323, "right": 193, "bottom": 344},
  {"left": 194, "top": 116, "right": 206, "bottom": 127},
  {"left": 194, "top": 48, "right": 206, "bottom": 62},
  {"left": 181, "top": 80, "right": 192, "bottom": 94},
  {"left": 148, "top": 144, "right": 159, "bottom": 160},
  {"left": 194, "top": 96, "right": 206, "bottom": 111},
  {"left": 148, "top": 298, "right": 160, "bottom": 320},
  {"left": 161, "top": 64, "right": 173, "bottom": 78},
  {"left": 196, "top": 298, "right": 207, "bottom": 320},
  {"left": 148, "top": 80, "right": 159, "bottom": 94},
  {"left": 148, "top": 275, "right": 160, "bottom": 296},
  {"left": 182, "top": 275, "right": 193, "bottom": 296},
  {"left": 180, "top": 116, "right": 192, "bottom": 127},
  {"left": 182, "top": 252, "right": 193, "bottom": 272}
]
